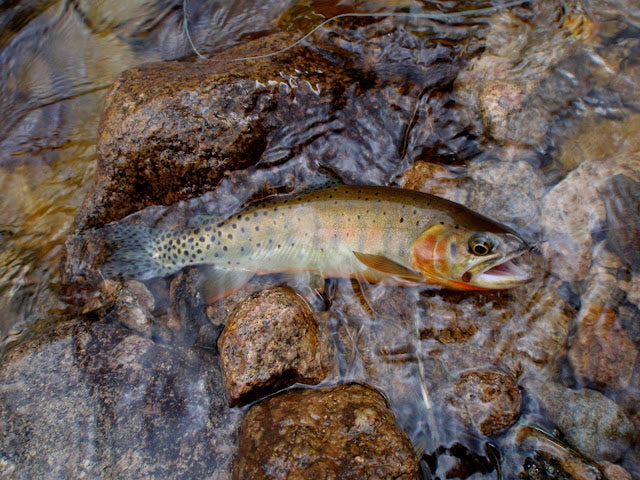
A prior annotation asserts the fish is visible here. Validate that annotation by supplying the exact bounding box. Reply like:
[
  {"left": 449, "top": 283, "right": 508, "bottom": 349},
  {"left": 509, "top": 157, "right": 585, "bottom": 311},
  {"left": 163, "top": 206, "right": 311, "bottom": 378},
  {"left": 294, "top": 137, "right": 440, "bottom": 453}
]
[{"left": 102, "top": 184, "right": 532, "bottom": 300}]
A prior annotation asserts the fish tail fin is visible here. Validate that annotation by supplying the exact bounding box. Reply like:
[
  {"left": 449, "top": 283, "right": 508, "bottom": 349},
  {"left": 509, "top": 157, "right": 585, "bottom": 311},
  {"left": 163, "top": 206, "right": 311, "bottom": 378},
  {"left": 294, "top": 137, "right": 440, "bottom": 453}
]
[{"left": 102, "top": 224, "right": 172, "bottom": 281}]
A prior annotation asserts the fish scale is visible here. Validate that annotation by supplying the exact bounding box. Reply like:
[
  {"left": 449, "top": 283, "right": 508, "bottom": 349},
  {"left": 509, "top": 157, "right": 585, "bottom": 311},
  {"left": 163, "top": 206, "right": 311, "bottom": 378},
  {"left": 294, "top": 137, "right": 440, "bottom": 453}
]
[{"left": 103, "top": 185, "right": 532, "bottom": 295}]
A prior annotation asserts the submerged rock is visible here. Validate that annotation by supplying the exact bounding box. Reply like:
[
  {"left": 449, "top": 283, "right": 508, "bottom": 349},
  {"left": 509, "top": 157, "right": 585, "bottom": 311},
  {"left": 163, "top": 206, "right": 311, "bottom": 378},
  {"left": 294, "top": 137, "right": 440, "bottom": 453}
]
[
  {"left": 217, "top": 286, "right": 330, "bottom": 406},
  {"left": 540, "top": 157, "right": 640, "bottom": 283},
  {"left": 528, "top": 380, "right": 637, "bottom": 462},
  {"left": 447, "top": 368, "right": 522, "bottom": 437},
  {"left": 232, "top": 383, "right": 420, "bottom": 480},
  {"left": 568, "top": 302, "right": 639, "bottom": 391},
  {"left": 0, "top": 317, "right": 241, "bottom": 479},
  {"left": 514, "top": 425, "right": 606, "bottom": 480}
]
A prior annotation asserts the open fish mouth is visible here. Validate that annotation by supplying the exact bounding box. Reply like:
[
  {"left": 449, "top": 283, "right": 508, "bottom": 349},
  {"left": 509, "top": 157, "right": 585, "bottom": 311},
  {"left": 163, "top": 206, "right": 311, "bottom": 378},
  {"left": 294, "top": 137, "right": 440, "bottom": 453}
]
[{"left": 470, "top": 249, "right": 533, "bottom": 287}]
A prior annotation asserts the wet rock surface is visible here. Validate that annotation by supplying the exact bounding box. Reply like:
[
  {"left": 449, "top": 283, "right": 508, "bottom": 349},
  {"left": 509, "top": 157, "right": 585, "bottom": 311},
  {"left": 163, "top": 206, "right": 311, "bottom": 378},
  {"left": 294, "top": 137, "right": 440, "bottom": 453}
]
[
  {"left": 528, "top": 380, "right": 637, "bottom": 462},
  {"left": 0, "top": 317, "right": 242, "bottom": 479},
  {"left": 232, "top": 383, "right": 420, "bottom": 480},
  {"left": 447, "top": 369, "right": 522, "bottom": 437},
  {"left": 568, "top": 303, "right": 639, "bottom": 391},
  {"left": 217, "top": 286, "right": 330, "bottom": 406}
]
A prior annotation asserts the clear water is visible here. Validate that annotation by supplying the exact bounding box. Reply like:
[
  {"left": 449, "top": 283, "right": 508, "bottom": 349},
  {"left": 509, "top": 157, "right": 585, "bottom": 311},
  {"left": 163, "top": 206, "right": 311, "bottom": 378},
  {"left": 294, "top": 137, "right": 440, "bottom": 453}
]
[{"left": 1, "top": 0, "right": 639, "bottom": 478}]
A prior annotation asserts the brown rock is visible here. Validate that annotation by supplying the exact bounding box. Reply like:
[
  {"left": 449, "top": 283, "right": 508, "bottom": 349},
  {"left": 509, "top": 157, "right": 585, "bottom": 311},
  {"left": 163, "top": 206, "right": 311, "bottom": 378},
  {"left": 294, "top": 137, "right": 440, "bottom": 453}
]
[
  {"left": 217, "top": 286, "right": 329, "bottom": 406},
  {"left": 454, "top": 2, "right": 597, "bottom": 149},
  {"left": 399, "top": 161, "right": 462, "bottom": 203},
  {"left": 232, "top": 384, "right": 420, "bottom": 480},
  {"left": 600, "top": 462, "right": 633, "bottom": 480},
  {"left": 568, "top": 303, "right": 639, "bottom": 391},
  {"left": 540, "top": 157, "right": 640, "bottom": 282},
  {"left": 448, "top": 369, "right": 522, "bottom": 436}
]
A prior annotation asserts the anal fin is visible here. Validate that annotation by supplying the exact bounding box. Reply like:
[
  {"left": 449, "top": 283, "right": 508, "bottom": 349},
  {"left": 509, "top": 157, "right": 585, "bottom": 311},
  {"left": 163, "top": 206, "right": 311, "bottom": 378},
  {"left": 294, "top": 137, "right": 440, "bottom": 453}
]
[{"left": 200, "top": 266, "right": 255, "bottom": 303}]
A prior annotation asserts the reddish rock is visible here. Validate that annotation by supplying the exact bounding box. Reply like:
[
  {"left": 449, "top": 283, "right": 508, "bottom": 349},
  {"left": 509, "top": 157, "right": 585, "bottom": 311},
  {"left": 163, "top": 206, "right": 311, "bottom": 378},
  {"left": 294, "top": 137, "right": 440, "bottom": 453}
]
[
  {"left": 232, "top": 384, "right": 420, "bottom": 480},
  {"left": 568, "top": 303, "right": 639, "bottom": 391},
  {"left": 448, "top": 369, "right": 522, "bottom": 436},
  {"left": 217, "top": 286, "right": 330, "bottom": 406}
]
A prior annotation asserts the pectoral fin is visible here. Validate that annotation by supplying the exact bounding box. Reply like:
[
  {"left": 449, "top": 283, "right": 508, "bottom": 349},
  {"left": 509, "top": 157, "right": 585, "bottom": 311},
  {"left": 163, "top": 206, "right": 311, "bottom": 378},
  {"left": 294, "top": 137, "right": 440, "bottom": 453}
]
[
  {"left": 200, "top": 266, "right": 255, "bottom": 303},
  {"left": 353, "top": 251, "right": 424, "bottom": 283}
]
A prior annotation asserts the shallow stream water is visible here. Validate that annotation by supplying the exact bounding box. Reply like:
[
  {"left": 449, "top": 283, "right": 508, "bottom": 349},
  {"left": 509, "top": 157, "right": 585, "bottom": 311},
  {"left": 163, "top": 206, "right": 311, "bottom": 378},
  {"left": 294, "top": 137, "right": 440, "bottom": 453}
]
[{"left": 1, "top": 0, "right": 640, "bottom": 478}]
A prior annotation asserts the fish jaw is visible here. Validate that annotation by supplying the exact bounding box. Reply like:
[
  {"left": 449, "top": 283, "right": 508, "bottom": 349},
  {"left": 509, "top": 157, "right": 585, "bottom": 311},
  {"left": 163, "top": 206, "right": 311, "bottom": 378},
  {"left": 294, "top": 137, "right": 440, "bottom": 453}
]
[
  {"left": 411, "top": 225, "right": 533, "bottom": 290},
  {"left": 462, "top": 248, "right": 533, "bottom": 289}
]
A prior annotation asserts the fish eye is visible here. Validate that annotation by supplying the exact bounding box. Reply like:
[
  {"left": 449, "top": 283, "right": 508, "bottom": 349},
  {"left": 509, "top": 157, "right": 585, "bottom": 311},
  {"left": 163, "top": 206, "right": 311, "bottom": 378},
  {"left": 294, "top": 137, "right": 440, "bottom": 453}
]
[{"left": 468, "top": 235, "right": 493, "bottom": 256}]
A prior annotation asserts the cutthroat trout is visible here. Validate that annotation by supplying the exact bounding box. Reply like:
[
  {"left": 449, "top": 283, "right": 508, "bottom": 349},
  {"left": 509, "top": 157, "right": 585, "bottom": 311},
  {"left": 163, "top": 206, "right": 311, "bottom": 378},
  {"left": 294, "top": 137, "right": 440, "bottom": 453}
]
[{"left": 102, "top": 185, "right": 532, "bottom": 299}]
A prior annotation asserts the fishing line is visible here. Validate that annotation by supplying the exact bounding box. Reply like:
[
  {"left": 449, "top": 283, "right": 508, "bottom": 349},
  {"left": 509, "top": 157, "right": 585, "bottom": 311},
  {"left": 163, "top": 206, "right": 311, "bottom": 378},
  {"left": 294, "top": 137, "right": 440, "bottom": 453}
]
[{"left": 184, "top": 0, "right": 532, "bottom": 61}]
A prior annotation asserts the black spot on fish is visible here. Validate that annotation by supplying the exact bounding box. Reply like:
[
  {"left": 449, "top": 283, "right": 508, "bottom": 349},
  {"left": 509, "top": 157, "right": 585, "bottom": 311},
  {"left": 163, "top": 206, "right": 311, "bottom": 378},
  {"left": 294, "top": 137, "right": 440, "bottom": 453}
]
[
  {"left": 413, "top": 210, "right": 417, "bottom": 215},
  {"left": 240, "top": 247, "right": 244, "bottom": 252},
  {"left": 206, "top": 245, "right": 210, "bottom": 250},
  {"left": 217, "top": 222, "right": 224, "bottom": 228},
  {"left": 255, "top": 226, "right": 259, "bottom": 231},
  {"left": 205, "top": 226, "right": 212, "bottom": 232},
  {"left": 210, "top": 235, "right": 216, "bottom": 242},
  {"left": 257, "top": 243, "right": 261, "bottom": 247},
  {"left": 215, "top": 253, "right": 219, "bottom": 258},
  {"left": 169, "top": 240, "right": 173, "bottom": 245},
  {"left": 241, "top": 227, "right": 245, "bottom": 233},
  {"left": 194, "top": 228, "right": 200, "bottom": 234},
  {"left": 197, "top": 249, "right": 202, "bottom": 254},
  {"left": 228, "top": 234, "right": 233, "bottom": 239},
  {"left": 277, "top": 244, "right": 281, "bottom": 249},
  {"left": 218, "top": 231, "right": 222, "bottom": 237},
  {"left": 263, "top": 211, "right": 268, "bottom": 216},
  {"left": 223, "top": 246, "right": 228, "bottom": 251},
  {"left": 232, "top": 224, "right": 237, "bottom": 229},
  {"left": 253, "top": 212, "right": 259, "bottom": 217},
  {"left": 400, "top": 217, "right": 404, "bottom": 223},
  {"left": 245, "top": 217, "right": 250, "bottom": 222},
  {"left": 237, "top": 215, "right": 242, "bottom": 220},
  {"left": 199, "top": 237, "right": 205, "bottom": 243}
]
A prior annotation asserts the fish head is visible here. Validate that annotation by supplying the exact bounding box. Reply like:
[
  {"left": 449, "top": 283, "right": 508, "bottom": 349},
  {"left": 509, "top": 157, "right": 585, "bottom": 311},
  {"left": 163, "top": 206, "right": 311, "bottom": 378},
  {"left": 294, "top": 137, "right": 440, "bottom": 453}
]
[{"left": 410, "top": 223, "right": 533, "bottom": 290}]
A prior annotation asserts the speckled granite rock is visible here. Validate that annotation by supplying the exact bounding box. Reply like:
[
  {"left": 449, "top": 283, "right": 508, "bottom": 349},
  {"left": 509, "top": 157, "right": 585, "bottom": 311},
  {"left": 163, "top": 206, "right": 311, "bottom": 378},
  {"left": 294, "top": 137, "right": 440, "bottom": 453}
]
[
  {"left": 232, "top": 383, "right": 420, "bottom": 480},
  {"left": 0, "top": 317, "right": 242, "bottom": 479},
  {"left": 447, "top": 368, "right": 522, "bottom": 436},
  {"left": 217, "top": 286, "right": 330, "bottom": 406}
]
